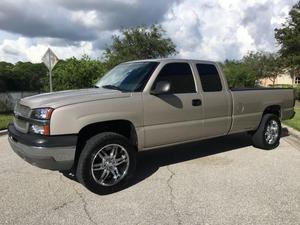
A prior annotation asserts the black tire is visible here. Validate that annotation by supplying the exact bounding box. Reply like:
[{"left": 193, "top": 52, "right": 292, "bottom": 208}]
[
  {"left": 76, "top": 132, "right": 136, "bottom": 195},
  {"left": 252, "top": 113, "right": 281, "bottom": 150}
]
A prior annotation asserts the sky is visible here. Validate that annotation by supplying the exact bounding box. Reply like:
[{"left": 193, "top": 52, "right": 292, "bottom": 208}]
[{"left": 0, "top": 0, "right": 298, "bottom": 63}]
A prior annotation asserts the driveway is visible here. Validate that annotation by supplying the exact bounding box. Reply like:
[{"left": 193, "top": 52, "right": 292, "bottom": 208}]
[{"left": 0, "top": 131, "right": 299, "bottom": 225}]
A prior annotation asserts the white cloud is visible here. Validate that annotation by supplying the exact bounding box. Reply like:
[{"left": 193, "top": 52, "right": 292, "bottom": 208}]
[
  {"left": 0, "top": 38, "right": 102, "bottom": 63},
  {"left": 162, "top": 0, "right": 298, "bottom": 61},
  {"left": 0, "top": 38, "right": 29, "bottom": 62},
  {"left": 0, "top": 0, "right": 298, "bottom": 63},
  {"left": 71, "top": 10, "right": 100, "bottom": 28}
]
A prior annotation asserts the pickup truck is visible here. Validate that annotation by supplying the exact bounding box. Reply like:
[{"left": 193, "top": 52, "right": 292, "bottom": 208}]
[{"left": 8, "top": 59, "right": 295, "bottom": 194}]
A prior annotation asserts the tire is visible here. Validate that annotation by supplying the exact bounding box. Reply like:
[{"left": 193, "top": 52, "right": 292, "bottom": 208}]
[
  {"left": 76, "top": 132, "right": 136, "bottom": 195},
  {"left": 252, "top": 113, "right": 281, "bottom": 150}
]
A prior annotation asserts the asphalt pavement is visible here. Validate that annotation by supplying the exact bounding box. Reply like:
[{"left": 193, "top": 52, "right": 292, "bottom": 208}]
[{"left": 0, "top": 131, "right": 299, "bottom": 225}]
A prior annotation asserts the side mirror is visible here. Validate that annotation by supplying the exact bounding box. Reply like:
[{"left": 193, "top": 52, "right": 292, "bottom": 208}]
[{"left": 151, "top": 81, "right": 171, "bottom": 95}]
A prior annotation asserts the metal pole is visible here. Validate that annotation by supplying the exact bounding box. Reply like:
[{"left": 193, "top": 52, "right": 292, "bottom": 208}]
[
  {"left": 49, "top": 70, "right": 53, "bottom": 92},
  {"left": 48, "top": 51, "right": 53, "bottom": 92}
]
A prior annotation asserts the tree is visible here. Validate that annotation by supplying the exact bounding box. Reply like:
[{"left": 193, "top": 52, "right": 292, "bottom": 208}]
[
  {"left": 0, "top": 62, "right": 14, "bottom": 91},
  {"left": 43, "top": 55, "right": 106, "bottom": 91},
  {"left": 0, "top": 61, "right": 47, "bottom": 91},
  {"left": 275, "top": 1, "right": 300, "bottom": 82},
  {"left": 243, "top": 51, "right": 266, "bottom": 78},
  {"left": 223, "top": 51, "right": 284, "bottom": 87},
  {"left": 13, "top": 62, "right": 47, "bottom": 91},
  {"left": 104, "top": 24, "right": 177, "bottom": 69},
  {"left": 223, "top": 60, "right": 257, "bottom": 88},
  {"left": 260, "top": 53, "right": 284, "bottom": 85}
]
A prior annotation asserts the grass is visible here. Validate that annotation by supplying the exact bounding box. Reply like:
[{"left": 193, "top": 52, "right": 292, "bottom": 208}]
[
  {"left": 283, "top": 107, "right": 300, "bottom": 131},
  {"left": 0, "top": 114, "right": 13, "bottom": 130}
]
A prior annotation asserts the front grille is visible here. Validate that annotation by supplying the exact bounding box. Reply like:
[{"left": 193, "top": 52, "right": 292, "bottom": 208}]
[
  {"left": 13, "top": 103, "right": 31, "bottom": 133},
  {"left": 14, "top": 103, "right": 31, "bottom": 117}
]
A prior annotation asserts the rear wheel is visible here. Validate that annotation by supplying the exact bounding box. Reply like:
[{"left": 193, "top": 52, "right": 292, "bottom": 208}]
[
  {"left": 76, "top": 132, "right": 136, "bottom": 194},
  {"left": 252, "top": 113, "right": 281, "bottom": 150}
]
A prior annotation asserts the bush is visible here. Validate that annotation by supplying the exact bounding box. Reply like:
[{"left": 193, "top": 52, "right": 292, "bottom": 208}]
[{"left": 42, "top": 56, "right": 107, "bottom": 91}]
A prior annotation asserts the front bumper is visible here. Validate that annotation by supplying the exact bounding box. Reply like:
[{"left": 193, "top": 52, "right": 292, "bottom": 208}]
[{"left": 8, "top": 124, "right": 77, "bottom": 171}]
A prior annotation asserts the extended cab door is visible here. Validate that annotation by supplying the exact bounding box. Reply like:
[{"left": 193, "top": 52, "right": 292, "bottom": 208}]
[
  {"left": 194, "top": 63, "right": 232, "bottom": 138},
  {"left": 142, "top": 62, "right": 204, "bottom": 148}
]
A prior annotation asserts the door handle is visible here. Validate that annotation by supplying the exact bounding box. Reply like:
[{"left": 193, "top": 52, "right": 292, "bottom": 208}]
[{"left": 192, "top": 99, "right": 202, "bottom": 106}]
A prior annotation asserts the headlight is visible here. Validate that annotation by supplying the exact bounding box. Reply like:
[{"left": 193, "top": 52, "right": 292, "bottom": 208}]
[
  {"left": 29, "top": 124, "right": 47, "bottom": 135},
  {"left": 31, "top": 108, "right": 53, "bottom": 120},
  {"left": 29, "top": 108, "right": 53, "bottom": 135}
]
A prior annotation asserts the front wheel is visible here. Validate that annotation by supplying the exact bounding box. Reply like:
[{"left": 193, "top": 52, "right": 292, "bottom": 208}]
[
  {"left": 76, "top": 132, "right": 136, "bottom": 194},
  {"left": 252, "top": 113, "right": 281, "bottom": 150}
]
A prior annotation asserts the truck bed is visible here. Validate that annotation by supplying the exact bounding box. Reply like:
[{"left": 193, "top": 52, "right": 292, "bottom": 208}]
[{"left": 229, "top": 88, "right": 295, "bottom": 134}]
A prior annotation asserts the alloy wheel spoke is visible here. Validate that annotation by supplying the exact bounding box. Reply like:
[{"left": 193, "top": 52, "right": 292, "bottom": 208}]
[
  {"left": 93, "top": 162, "right": 105, "bottom": 171},
  {"left": 97, "top": 150, "right": 108, "bottom": 160},
  {"left": 99, "top": 169, "right": 110, "bottom": 183},
  {"left": 110, "top": 167, "right": 121, "bottom": 179},
  {"left": 110, "top": 146, "right": 118, "bottom": 158},
  {"left": 115, "top": 155, "right": 127, "bottom": 166}
]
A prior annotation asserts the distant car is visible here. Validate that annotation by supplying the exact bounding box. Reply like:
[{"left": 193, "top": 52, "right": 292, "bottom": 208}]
[{"left": 8, "top": 59, "right": 295, "bottom": 194}]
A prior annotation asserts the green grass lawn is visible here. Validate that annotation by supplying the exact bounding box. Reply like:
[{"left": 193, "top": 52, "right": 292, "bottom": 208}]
[
  {"left": 0, "top": 114, "right": 13, "bottom": 130},
  {"left": 283, "top": 107, "right": 300, "bottom": 131}
]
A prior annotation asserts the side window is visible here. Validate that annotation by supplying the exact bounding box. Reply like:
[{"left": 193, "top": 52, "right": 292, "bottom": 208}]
[
  {"left": 196, "top": 64, "right": 222, "bottom": 92},
  {"left": 152, "top": 63, "right": 196, "bottom": 93}
]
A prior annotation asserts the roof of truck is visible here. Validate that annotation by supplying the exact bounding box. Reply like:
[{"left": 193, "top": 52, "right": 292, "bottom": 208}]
[{"left": 123, "top": 58, "right": 219, "bottom": 64}]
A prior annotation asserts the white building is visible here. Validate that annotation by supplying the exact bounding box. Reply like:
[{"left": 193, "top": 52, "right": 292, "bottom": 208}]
[{"left": 260, "top": 72, "right": 300, "bottom": 86}]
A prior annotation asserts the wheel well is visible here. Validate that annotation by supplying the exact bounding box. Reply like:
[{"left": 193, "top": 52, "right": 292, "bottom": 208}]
[
  {"left": 263, "top": 105, "right": 281, "bottom": 118},
  {"left": 73, "top": 120, "right": 138, "bottom": 170}
]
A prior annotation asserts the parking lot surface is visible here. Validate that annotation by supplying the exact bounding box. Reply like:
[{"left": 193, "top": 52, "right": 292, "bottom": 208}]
[{"left": 0, "top": 132, "right": 299, "bottom": 225}]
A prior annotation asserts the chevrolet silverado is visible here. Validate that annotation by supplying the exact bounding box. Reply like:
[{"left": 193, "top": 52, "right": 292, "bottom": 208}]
[{"left": 8, "top": 59, "right": 295, "bottom": 194}]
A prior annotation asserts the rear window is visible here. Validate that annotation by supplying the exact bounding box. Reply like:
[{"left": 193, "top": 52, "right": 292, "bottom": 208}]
[{"left": 196, "top": 64, "right": 222, "bottom": 92}]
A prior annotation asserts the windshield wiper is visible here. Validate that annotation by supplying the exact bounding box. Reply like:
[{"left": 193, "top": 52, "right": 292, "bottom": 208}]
[{"left": 101, "top": 85, "right": 129, "bottom": 92}]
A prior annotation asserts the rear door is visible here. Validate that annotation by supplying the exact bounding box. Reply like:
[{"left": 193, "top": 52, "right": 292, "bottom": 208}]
[
  {"left": 194, "top": 63, "right": 232, "bottom": 137},
  {"left": 143, "top": 62, "right": 204, "bottom": 148}
]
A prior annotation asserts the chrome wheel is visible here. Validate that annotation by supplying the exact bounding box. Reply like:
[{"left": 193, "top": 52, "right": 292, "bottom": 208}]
[
  {"left": 264, "top": 120, "right": 279, "bottom": 145},
  {"left": 91, "top": 144, "right": 130, "bottom": 187}
]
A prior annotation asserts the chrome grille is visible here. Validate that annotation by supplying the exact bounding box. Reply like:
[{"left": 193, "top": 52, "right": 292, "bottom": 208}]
[{"left": 13, "top": 103, "right": 31, "bottom": 133}]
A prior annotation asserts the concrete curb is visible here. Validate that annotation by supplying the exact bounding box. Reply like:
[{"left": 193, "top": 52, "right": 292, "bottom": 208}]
[
  {"left": 0, "top": 129, "right": 8, "bottom": 136},
  {"left": 282, "top": 125, "right": 300, "bottom": 140}
]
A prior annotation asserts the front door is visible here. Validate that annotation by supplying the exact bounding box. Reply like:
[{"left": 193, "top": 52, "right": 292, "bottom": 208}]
[{"left": 143, "top": 62, "right": 204, "bottom": 148}]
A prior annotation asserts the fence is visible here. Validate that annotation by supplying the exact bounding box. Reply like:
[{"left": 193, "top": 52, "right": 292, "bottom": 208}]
[{"left": 0, "top": 92, "right": 40, "bottom": 113}]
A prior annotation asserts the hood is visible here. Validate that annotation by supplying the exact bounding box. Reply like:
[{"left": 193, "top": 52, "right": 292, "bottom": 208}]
[{"left": 20, "top": 88, "right": 131, "bottom": 109}]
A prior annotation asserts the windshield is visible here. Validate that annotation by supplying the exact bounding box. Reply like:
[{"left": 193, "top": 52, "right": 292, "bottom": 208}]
[{"left": 95, "top": 62, "right": 159, "bottom": 92}]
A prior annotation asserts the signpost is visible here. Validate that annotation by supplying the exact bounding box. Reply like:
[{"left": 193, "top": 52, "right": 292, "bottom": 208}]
[{"left": 42, "top": 48, "right": 59, "bottom": 92}]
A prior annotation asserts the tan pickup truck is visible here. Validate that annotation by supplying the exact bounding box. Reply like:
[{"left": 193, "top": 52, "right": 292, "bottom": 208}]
[{"left": 8, "top": 59, "right": 295, "bottom": 194}]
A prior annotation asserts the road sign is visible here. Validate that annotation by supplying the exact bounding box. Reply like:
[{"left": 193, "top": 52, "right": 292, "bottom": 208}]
[{"left": 42, "top": 48, "right": 59, "bottom": 92}]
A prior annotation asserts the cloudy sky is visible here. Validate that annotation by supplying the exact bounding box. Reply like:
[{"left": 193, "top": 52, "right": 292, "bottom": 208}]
[{"left": 0, "top": 0, "right": 297, "bottom": 63}]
